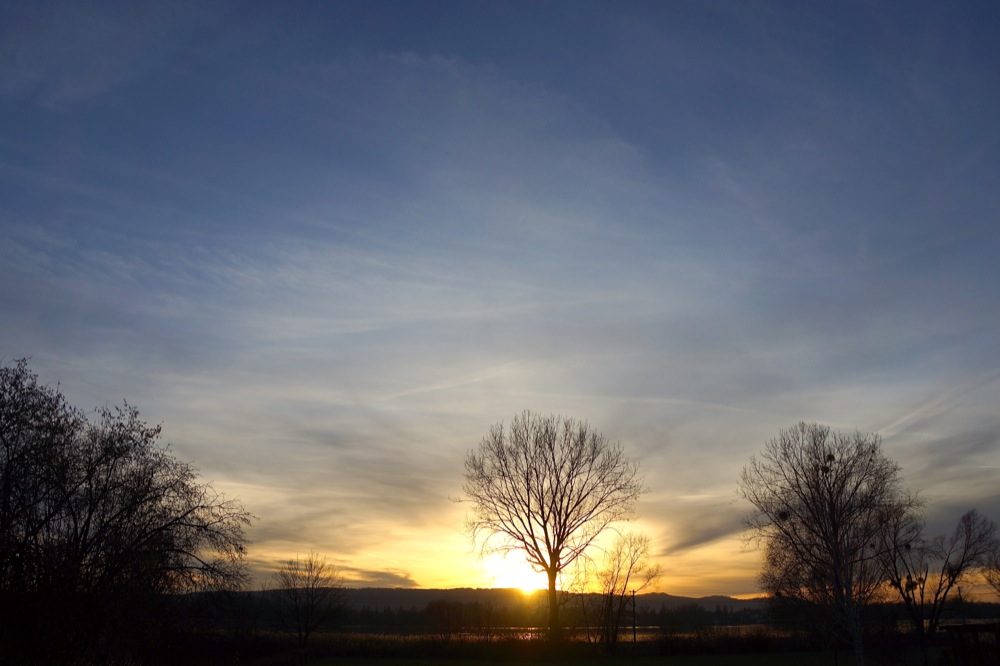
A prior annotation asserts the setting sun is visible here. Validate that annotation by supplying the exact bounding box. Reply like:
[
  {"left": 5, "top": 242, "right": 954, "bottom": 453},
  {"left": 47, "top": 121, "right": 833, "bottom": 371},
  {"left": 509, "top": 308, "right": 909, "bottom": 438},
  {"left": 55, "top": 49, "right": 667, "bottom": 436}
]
[{"left": 482, "top": 553, "right": 548, "bottom": 593}]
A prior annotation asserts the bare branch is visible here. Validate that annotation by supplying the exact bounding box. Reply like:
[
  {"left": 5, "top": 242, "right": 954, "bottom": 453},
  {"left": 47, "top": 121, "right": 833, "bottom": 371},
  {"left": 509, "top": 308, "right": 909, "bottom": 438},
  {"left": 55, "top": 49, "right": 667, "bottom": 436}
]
[
  {"left": 271, "top": 551, "right": 345, "bottom": 647},
  {"left": 463, "top": 410, "right": 644, "bottom": 639},
  {"left": 738, "top": 422, "right": 914, "bottom": 666},
  {"left": 0, "top": 359, "right": 254, "bottom": 659}
]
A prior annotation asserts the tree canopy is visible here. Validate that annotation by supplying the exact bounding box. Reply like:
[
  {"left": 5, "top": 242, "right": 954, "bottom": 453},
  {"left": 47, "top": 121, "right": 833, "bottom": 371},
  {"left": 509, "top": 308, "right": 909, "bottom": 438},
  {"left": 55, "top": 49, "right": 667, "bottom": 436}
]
[
  {"left": 739, "top": 422, "right": 916, "bottom": 666},
  {"left": 0, "top": 359, "right": 253, "bottom": 661}
]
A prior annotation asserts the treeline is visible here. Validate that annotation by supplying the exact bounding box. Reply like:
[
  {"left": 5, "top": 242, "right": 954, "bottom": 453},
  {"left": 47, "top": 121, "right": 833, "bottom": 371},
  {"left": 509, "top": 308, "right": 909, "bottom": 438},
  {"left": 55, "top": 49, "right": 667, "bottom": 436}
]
[
  {"left": 193, "top": 588, "right": 774, "bottom": 636},
  {"left": 159, "top": 590, "right": 1000, "bottom": 665}
]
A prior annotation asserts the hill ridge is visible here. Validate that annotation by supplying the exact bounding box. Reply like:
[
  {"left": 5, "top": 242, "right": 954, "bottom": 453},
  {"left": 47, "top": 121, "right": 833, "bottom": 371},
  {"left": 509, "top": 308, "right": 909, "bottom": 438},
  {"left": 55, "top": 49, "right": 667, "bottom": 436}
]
[{"left": 339, "top": 587, "right": 766, "bottom": 610}]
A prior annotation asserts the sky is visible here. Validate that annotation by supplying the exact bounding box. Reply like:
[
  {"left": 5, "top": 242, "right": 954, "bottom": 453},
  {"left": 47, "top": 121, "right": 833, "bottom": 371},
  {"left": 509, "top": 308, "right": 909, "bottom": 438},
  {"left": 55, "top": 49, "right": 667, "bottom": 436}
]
[{"left": 2, "top": 0, "right": 999, "bottom": 598}]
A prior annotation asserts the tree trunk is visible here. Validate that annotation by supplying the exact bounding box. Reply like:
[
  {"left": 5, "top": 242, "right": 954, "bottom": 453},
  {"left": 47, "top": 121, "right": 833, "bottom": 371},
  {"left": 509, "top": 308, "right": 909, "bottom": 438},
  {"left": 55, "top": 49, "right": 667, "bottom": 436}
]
[
  {"left": 547, "top": 568, "right": 560, "bottom": 641},
  {"left": 848, "top": 618, "right": 865, "bottom": 666}
]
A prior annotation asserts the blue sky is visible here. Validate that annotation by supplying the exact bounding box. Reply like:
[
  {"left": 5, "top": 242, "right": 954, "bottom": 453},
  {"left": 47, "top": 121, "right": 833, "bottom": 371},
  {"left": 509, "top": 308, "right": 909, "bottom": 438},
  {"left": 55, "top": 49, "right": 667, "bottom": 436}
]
[{"left": 2, "top": 0, "right": 999, "bottom": 596}]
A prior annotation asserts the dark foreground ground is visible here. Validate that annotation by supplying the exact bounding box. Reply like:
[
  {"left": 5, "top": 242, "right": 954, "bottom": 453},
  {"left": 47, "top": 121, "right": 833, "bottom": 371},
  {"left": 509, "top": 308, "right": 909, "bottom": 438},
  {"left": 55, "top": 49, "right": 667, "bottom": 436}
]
[
  {"left": 207, "top": 632, "right": 945, "bottom": 666},
  {"left": 308, "top": 648, "right": 945, "bottom": 666},
  {"left": 319, "top": 655, "right": 923, "bottom": 666}
]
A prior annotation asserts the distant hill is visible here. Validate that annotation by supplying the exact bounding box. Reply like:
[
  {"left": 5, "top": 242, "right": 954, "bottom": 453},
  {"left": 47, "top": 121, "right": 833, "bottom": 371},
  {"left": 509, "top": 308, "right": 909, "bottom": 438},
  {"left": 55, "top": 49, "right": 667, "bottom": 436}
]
[
  {"left": 339, "top": 587, "right": 766, "bottom": 612},
  {"left": 641, "top": 592, "right": 767, "bottom": 611},
  {"left": 341, "top": 587, "right": 536, "bottom": 610}
]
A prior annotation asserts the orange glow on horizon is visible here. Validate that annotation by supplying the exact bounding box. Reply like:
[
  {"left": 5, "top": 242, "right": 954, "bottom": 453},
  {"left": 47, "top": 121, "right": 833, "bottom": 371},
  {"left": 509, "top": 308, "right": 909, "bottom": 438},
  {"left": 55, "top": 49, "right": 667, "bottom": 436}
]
[{"left": 244, "top": 506, "right": 762, "bottom": 599}]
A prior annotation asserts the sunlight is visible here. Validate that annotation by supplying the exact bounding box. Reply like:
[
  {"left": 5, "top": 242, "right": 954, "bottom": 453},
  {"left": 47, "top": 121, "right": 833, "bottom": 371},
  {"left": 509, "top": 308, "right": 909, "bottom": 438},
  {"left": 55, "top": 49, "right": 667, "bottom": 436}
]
[{"left": 482, "top": 553, "right": 548, "bottom": 593}]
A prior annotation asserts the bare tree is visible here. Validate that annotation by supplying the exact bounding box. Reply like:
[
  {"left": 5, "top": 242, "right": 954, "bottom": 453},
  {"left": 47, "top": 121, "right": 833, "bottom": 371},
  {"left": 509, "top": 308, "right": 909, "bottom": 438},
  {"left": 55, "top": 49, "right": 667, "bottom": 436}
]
[
  {"left": 738, "top": 422, "right": 915, "bottom": 666},
  {"left": 593, "top": 532, "right": 661, "bottom": 648},
  {"left": 272, "top": 551, "right": 344, "bottom": 647},
  {"left": 0, "top": 359, "right": 253, "bottom": 661},
  {"left": 984, "top": 540, "right": 1000, "bottom": 599},
  {"left": 881, "top": 508, "right": 996, "bottom": 638},
  {"left": 463, "top": 410, "right": 644, "bottom": 639}
]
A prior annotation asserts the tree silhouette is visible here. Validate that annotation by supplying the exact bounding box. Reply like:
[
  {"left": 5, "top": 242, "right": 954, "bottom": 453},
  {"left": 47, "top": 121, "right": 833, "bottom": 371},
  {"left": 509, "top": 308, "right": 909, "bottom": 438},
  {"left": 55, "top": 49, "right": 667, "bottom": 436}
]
[
  {"left": 984, "top": 541, "right": 1000, "bottom": 600},
  {"left": 880, "top": 508, "right": 997, "bottom": 639},
  {"left": 272, "top": 551, "right": 344, "bottom": 647},
  {"left": 0, "top": 359, "right": 252, "bottom": 661},
  {"left": 738, "top": 422, "right": 915, "bottom": 666},
  {"left": 594, "top": 531, "right": 661, "bottom": 648},
  {"left": 463, "top": 410, "right": 644, "bottom": 639},
  {"left": 573, "top": 531, "right": 661, "bottom": 648}
]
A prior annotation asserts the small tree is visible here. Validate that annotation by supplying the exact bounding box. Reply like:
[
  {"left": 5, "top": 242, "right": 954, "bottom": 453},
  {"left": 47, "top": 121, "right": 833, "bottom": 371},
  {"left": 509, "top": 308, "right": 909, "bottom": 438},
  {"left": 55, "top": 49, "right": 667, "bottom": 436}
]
[
  {"left": 463, "top": 410, "right": 644, "bottom": 639},
  {"left": 272, "top": 551, "right": 344, "bottom": 647},
  {"left": 738, "top": 422, "right": 915, "bottom": 666},
  {"left": 593, "top": 532, "right": 661, "bottom": 648},
  {"left": 881, "top": 508, "right": 997, "bottom": 638}
]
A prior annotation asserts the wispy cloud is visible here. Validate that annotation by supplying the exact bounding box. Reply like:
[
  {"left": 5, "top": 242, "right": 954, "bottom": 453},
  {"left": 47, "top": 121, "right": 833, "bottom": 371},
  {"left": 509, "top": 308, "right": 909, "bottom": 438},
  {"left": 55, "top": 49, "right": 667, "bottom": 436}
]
[{"left": 2, "top": 1, "right": 999, "bottom": 596}]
